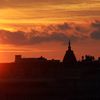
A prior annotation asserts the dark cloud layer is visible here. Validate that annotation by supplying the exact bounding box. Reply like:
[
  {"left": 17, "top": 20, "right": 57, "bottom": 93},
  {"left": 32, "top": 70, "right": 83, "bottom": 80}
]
[
  {"left": 91, "top": 30, "right": 100, "bottom": 40},
  {"left": 0, "top": 22, "right": 100, "bottom": 45},
  {"left": 0, "top": 23, "right": 76, "bottom": 45},
  {"left": 90, "top": 20, "right": 100, "bottom": 40},
  {"left": 0, "top": 30, "right": 70, "bottom": 45},
  {"left": 56, "top": 23, "right": 72, "bottom": 30},
  {"left": 91, "top": 20, "right": 100, "bottom": 28}
]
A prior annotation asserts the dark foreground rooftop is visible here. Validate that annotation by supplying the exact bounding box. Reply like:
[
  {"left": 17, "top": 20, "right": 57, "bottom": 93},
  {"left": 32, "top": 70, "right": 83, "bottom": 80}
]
[{"left": 0, "top": 61, "right": 99, "bottom": 100}]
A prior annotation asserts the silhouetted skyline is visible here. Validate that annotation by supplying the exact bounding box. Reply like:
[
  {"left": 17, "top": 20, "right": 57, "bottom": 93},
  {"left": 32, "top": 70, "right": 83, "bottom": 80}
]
[
  {"left": 0, "top": 40, "right": 99, "bottom": 63},
  {"left": 12, "top": 40, "right": 100, "bottom": 64}
]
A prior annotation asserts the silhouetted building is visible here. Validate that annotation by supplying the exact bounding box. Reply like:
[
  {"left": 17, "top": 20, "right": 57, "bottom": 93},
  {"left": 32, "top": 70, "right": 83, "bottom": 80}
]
[
  {"left": 98, "top": 57, "right": 100, "bottom": 62},
  {"left": 15, "top": 55, "right": 22, "bottom": 62},
  {"left": 63, "top": 41, "right": 77, "bottom": 64},
  {"left": 15, "top": 55, "right": 60, "bottom": 64},
  {"left": 82, "top": 55, "right": 95, "bottom": 62},
  {"left": 48, "top": 59, "right": 60, "bottom": 63},
  {"left": 15, "top": 55, "right": 47, "bottom": 63}
]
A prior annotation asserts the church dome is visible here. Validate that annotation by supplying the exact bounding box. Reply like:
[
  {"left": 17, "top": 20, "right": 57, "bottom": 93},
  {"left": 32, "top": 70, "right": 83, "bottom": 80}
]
[{"left": 63, "top": 41, "right": 77, "bottom": 64}]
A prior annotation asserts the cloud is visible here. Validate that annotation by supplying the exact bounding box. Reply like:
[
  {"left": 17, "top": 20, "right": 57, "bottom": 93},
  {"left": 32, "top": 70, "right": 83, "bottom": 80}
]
[
  {"left": 0, "top": 21, "right": 100, "bottom": 46},
  {"left": 90, "top": 20, "right": 100, "bottom": 40},
  {"left": 0, "top": 22, "right": 79, "bottom": 45},
  {"left": 0, "top": 30, "right": 26, "bottom": 44},
  {"left": 0, "top": 30, "right": 70, "bottom": 45},
  {"left": 91, "top": 30, "right": 100, "bottom": 40},
  {"left": 91, "top": 20, "right": 100, "bottom": 28},
  {"left": 29, "top": 32, "right": 69, "bottom": 44},
  {"left": 56, "top": 23, "right": 72, "bottom": 30}
]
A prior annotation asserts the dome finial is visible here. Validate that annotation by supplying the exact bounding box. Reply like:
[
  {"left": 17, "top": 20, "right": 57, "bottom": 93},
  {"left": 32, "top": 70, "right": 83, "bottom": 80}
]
[{"left": 68, "top": 40, "right": 71, "bottom": 50}]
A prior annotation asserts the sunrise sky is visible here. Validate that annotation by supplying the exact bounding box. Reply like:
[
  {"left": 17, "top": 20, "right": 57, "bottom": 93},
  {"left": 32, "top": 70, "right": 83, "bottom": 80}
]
[{"left": 0, "top": 0, "right": 100, "bottom": 62}]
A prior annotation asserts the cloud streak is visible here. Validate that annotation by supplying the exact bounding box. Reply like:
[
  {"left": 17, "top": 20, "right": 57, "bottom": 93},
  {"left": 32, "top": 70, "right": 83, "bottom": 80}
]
[
  {"left": 0, "top": 0, "right": 98, "bottom": 8},
  {"left": 0, "top": 0, "right": 100, "bottom": 24}
]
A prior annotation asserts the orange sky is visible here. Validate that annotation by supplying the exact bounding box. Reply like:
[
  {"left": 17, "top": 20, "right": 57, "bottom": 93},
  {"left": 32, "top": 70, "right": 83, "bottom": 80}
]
[{"left": 0, "top": 0, "right": 100, "bottom": 62}]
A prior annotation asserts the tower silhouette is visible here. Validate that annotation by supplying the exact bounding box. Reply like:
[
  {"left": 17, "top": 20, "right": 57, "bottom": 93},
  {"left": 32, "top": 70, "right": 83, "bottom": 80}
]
[{"left": 63, "top": 40, "right": 77, "bottom": 64}]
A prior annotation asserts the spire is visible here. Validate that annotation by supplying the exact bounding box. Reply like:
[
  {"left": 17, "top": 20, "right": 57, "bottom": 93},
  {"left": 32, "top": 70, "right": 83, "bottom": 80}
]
[{"left": 68, "top": 40, "right": 71, "bottom": 50}]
